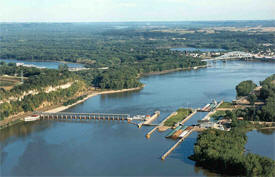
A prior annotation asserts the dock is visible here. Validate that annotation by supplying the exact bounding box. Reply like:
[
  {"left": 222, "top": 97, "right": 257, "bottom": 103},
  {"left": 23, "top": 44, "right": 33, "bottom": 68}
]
[
  {"left": 180, "top": 110, "right": 197, "bottom": 124},
  {"left": 138, "top": 111, "right": 160, "bottom": 128},
  {"left": 161, "top": 129, "right": 193, "bottom": 160},
  {"left": 146, "top": 112, "right": 177, "bottom": 139}
]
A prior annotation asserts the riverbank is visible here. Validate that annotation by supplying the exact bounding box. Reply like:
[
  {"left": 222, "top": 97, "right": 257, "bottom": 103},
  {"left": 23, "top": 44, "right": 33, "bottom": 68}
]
[
  {"left": 45, "top": 86, "right": 145, "bottom": 113},
  {"left": 0, "top": 85, "right": 144, "bottom": 130},
  {"left": 141, "top": 65, "right": 207, "bottom": 76}
]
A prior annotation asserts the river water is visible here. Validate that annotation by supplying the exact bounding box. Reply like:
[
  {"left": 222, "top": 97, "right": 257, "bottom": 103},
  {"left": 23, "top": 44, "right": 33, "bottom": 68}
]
[
  {"left": 1, "top": 60, "right": 275, "bottom": 176},
  {"left": 0, "top": 58, "right": 84, "bottom": 69}
]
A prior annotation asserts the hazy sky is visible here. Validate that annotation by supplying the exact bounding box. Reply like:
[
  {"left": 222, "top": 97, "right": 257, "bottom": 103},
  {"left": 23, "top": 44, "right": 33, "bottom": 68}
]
[{"left": 0, "top": 0, "right": 274, "bottom": 22}]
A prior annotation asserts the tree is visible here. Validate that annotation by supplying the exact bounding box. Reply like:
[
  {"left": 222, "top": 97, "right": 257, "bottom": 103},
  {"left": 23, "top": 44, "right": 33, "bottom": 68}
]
[
  {"left": 248, "top": 94, "right": 257, "bottom": 105},
  {"left": 236, "top": 80, "right": 257, "bottom": 97}
]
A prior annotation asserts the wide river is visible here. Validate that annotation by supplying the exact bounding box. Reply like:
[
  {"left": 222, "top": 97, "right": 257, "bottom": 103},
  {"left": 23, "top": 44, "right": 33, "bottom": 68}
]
[{"left": 1, "top": 60, "right": 275, "bottom": 176}]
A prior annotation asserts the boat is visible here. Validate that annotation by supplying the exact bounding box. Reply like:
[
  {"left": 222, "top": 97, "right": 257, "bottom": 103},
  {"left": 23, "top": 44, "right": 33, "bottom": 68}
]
[
  {"left": 166, "top": 125, "right": 182, "bottom": 138},
  {"left": 201, "top": 104, "right": 210, "bottom": 111},
  {"left": 24, "top": 114, "right": 40, "bottom": 122},
  {"left": 201, "top": 99, "right": 218, "bottom": 112},
  {"left": 171, "top": 129, "right": 184, "bottom": 139}
]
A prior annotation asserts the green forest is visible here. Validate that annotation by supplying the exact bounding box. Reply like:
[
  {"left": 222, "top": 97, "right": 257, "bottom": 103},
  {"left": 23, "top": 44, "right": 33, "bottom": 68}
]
[
  {"left": 0, "top": 23, "right": 273, "bottom": 66},
  {"left": 0, "top": 23, "right": 207, "bottom": 68}
]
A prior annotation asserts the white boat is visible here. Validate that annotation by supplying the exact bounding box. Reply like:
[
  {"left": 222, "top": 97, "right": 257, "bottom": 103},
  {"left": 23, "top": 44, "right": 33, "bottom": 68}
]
[{"left": 24, "top": 114, "right": 40, "bottom": 122}]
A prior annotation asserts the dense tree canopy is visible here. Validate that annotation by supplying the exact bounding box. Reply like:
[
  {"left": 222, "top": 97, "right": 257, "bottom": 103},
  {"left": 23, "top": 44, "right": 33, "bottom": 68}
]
[
  {"left": 191, "top": 123, "right": 275, "bottom": 176},
  {"left": 236, "top": 80, "right": 257, "bottom": 97}
]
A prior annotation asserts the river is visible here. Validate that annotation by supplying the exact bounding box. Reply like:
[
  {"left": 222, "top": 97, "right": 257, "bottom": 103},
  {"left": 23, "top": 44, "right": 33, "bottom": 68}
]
[
  {"left": 0, "top": 58, "right": 84, "bottom": 69},
  {"left": 1, "top": 60, "right": 274, "bottom": 176}
]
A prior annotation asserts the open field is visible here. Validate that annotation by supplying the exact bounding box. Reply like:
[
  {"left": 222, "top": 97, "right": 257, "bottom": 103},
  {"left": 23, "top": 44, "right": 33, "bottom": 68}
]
[
  {"left": 218, "top": 101, "right": 234, "bottom": 108},
  {"left": 0, "top": 76, "right": 22, "bottom": 90}
]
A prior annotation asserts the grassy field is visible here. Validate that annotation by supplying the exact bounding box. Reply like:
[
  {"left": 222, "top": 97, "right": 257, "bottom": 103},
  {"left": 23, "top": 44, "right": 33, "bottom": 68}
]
[
  {"left": 164, "top": 108, "right": 192, "bottom": 126},
  {"left": 0, "top": 76, "right": 22, "bottom": 90},
  {"left": 218, "top": 102, "right": 234, "bottom": 108}
]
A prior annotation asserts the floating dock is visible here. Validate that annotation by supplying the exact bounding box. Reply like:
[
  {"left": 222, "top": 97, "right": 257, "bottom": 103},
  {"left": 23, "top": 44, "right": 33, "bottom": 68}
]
[{"left": 146, "top": 112, "right": 177, "bottom": 139}]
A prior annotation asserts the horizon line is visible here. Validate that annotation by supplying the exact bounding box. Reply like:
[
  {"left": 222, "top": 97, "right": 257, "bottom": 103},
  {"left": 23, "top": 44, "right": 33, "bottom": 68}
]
[{"left": 0, "top": 19, "right": 275, "bottom": 23}]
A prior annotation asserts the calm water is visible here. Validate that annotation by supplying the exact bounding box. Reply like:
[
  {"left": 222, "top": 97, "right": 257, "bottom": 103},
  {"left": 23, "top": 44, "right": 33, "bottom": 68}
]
[
  {"left": 1, "top": 60, "right": 275, "bottom": 176},
  {"left": 0, "top": 58, "right": 84, "bottom": 69},
  {"left": 171, "top": 48, "right": 226, "bottom": 52},
  {"left": 246, "top": 129, "right": 275, "bottom": 160}
]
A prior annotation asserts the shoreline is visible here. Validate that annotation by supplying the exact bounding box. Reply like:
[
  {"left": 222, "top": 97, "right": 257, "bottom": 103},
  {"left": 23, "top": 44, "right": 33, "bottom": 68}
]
[
  {"left": 46, "top": 85, "right": 145, "bottom": 113},
  {"left": 0, "top": 85, "right": 144, "bottom": 129},
  {"left": 141, "top": 65, "right": 207, "bottom": 76}
]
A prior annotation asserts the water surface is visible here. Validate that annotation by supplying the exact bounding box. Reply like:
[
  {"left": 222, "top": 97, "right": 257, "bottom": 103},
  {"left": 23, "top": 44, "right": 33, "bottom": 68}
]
[
  {"left": 246, "top": 129, "right": 275, "bottom": 160},
  {"left": 0, "top": 58, "right": 84, "bottom": 69}
]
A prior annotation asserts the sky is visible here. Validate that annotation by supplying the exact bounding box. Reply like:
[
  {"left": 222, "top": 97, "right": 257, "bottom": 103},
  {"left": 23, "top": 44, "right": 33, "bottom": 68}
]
[{"left": 0, "top": 0, "right": 274, "bottom": 22}]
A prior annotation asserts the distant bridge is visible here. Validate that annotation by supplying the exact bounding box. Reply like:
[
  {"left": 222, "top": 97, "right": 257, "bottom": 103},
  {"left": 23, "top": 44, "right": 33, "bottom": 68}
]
[
  {"left": 203, "top": 51, "right": 253, "bottom": 61},
  {"left": 37, "top": 112, "right": 131, "bottom": 121}
]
